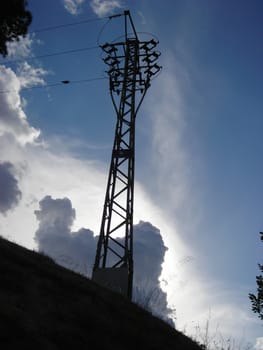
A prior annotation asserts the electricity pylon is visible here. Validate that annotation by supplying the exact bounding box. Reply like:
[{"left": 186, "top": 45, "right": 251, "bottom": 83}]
[{"left": 92, "top": 10, "right": 161, "bottom": 299}]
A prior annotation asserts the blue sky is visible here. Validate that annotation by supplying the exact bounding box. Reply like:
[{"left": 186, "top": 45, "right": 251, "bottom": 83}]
[{"left": 0, "top": 0, "right": 262, "bottom": 347}]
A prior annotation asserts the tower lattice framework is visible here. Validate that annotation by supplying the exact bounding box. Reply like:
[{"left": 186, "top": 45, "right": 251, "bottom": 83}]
[{"left": 92, "top": 11, "right": 161, "bottom": 299}]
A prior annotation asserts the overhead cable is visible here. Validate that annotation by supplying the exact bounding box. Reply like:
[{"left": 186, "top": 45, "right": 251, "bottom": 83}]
[
  {"left": 0, "top": 45, "right": 99, "bottom": 65},
  {"left": 29, "top": 13, "right": 123, "bottom": 34},
  {"left": 0, "top": 77, "right": 107, "bottom": 94},
  {"left": 30, "top": 16, "right": 108, "bottom": 34}
]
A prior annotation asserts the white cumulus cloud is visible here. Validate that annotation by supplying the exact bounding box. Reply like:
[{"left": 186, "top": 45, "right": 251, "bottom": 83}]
[
  {"left": 256, "top": 338, "right": 263, "bottom": 350},
  {"left": 63, "top": 0, "right": 86, "bottom": 15},
  {"left": 6, "top": 35, "right": 34, "bottom": 59},
  {"left": 90, "top": 0, "right": 122, "bottom": 17},
  {"left": 0, "top": 65, "right": 40, "bottom": 144},
  {"left": 17, "top": 62, "right": 48, "bottom": 88}
]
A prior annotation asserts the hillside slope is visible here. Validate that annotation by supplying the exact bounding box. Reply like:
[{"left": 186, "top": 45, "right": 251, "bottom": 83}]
[{"left": 0, "top": 237, "right": 201, "bottom": 349}]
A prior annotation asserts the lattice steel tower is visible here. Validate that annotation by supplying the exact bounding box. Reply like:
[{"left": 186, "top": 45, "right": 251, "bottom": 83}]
[{"left": 92, "top": 10, "right": 161, "bottom": 299}]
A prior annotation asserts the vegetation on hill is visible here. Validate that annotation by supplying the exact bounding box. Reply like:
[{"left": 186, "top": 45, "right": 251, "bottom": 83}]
[
  {"left": 0, "top": 236, "right": 202, "bottom": 349},
  {"left": 249, "top": 232, "right": 263, "bottom": 320}
]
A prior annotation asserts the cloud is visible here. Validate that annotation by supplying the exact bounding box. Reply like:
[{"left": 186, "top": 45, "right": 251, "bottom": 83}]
[
  {"left": 138, "top": 11, "right": 146, "bottom": 25},
  {"left": 143, "top": 54, "right": 196, "bottom": 221},
  {"left": 0, "top": 59, "right": 105, "bottom": 248},
  {"left": 256, "top": 338, "right": 263, "bottom": 350},
  {"left": 0, "top": 161, "right": 22, "bottom": 215},
  {"left": 0, "top": 64, "right": 42, "bottom": 144},
  {"left": 90, "top": 0, "right": 122, "bottom": 17},
  {"left": 34, "top": 195, "right": 96, "bottom": 275},
  {"left": 63, "top": 0, "right": 86, "bottom": 15},
  {"left": 17, "top": 62, "right": 48, "bottom": 88},
  {"left": 34, "top": 195, "right": 173, "bottom": 324},
  {"left": 6, "top": 35, "right": 34, "bottom": 59},
  {"left": 0, "top": 131, "right": 107, "bottom": 248},
  {"left": 131, "top": 222, "right": 174, "bottom": 325}
]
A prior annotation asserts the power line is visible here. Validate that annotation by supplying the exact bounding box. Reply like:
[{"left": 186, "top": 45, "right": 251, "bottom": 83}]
[
  {"left": 29, "top": 13, "right": 123, "bottom": 34},
  {"left": 30, "top": 16, "right": 107, "bottom": 34},
  {"left": 0, "top": 45, "right": 99, "bottom": 65},
  {"left": 0, "top": 77, "right": 107, "bottom": 94}
]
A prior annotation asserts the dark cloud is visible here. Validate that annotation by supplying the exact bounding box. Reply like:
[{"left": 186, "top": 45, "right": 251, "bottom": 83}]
[
  {"left": 0, "top": 161, "right": 22, "bottom": 214},
  {"left": 34, "top": 195, "right": 174, "bottom": 325}
]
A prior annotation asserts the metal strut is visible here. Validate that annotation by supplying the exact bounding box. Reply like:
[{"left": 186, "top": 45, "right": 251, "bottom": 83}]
[{"left": 92, "top": 10, "right": 161, "bottom": 299}]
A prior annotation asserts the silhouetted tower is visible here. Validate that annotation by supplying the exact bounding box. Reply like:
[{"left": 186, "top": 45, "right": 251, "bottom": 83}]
[{"left": 92, "top": 10, "right": 161, "bottom": 299}]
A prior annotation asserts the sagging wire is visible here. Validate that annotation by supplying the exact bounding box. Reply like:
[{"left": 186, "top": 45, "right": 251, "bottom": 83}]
[
  {"left": 30, "top": 16, "right": 108, "bottom": 34},
  {"left": 0, "top": 77, "right": 107, "bottom": 94},
  {"left": 0, "top": 45, "right": 99, "bottom": 66}
]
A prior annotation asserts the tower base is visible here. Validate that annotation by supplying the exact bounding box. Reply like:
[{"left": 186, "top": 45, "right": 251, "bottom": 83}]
[{"left": 92, "top": 267, "right": 129, "bottom": 296}]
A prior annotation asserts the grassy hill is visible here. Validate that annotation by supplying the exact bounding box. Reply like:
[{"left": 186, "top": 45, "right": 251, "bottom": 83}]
[{"left": 0, "top": 236, "right": 202, "bottom": 349}]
